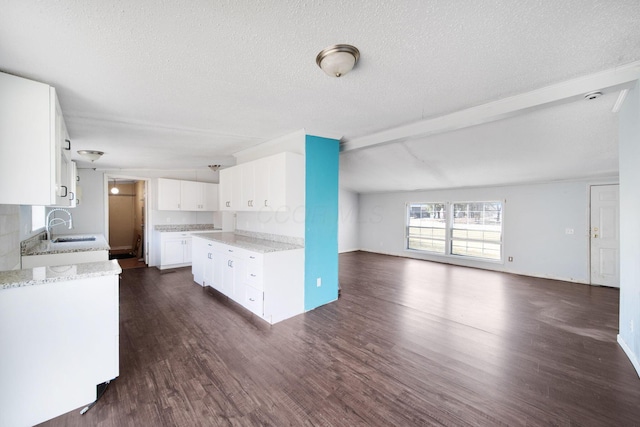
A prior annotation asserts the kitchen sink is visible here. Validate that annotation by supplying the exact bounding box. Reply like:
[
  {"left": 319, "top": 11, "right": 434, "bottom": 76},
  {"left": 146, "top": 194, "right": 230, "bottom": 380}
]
[{"left": 52, "top": 236, "right": 96, "bottom": 243}]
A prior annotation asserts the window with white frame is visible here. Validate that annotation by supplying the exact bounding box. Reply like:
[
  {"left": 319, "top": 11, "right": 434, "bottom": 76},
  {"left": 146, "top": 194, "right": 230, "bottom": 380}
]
[
  {"left": 451, "top": 202, "right": 502, "bottom": 260},
  {"left": 406, "top": 201, "right": 503, "bottom": 261},
  {"left": 407, "top": 203, "right": 447, "bottom": 254}
]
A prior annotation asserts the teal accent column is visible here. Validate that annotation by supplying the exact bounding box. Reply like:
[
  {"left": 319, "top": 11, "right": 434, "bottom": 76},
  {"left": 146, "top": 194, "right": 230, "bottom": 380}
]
[{"left": 304, "top": 135, "right": 339, "bottom": 311}]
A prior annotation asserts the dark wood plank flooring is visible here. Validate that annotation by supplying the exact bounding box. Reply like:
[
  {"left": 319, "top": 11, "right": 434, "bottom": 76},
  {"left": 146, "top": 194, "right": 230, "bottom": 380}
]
[{"left": 40, "top": 251, "right": 640, "bottom": 426}]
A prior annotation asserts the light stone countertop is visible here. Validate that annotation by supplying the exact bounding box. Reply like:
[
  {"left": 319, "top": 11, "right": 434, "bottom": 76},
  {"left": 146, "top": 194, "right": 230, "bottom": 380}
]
[
  {"left": 22, "top": 234, "right": 110, "bottom": 256},
  {"left": 0, "top": 260, "right": 122, "bottom": 290},
  {"left": 194, "top": 232, "right": 304, "bottom": 253},
  {"left": 154, "top": 224, "right": 222, "bottom": 232}
]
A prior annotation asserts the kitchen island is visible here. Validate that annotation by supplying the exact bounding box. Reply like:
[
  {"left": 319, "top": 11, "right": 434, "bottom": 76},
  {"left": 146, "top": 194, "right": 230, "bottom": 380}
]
[
  {"left": 192, "top": 231, "right": 304, "bottom": 324},
  {"left": 0, "top": 260, "right": 121, "bottom": 426}
]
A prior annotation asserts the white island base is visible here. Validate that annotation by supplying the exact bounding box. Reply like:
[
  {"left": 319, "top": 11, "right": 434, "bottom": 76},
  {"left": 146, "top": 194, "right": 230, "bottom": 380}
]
[{"left": 0, "top": 263, "right": 120, "bottom": 427}]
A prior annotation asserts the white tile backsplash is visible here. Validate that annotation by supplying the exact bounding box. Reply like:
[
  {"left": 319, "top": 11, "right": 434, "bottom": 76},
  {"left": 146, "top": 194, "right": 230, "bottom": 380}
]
[{"left": 0, "top": 204, "right": 20, "bottom": 270}]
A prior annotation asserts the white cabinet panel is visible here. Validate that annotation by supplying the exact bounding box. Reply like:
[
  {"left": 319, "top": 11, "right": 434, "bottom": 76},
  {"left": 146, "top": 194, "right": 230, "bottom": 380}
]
[
  {"left": 0, "top": 72, "right": 73, "bottom": 206},
  {"left": 158, "top": 179, "right": 219, "bottom": 211},
  {"left": 159, "top": 232, "right": 193, "bottom": 269},
  {"left": 157, "top": 178, "right": 182, "bottom": 210},
  {"left": 216, "top": 152, "right": 304, "bottom": 212}
]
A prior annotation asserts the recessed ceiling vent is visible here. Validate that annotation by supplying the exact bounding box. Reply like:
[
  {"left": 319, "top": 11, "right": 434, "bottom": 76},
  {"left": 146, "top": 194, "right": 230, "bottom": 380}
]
[{"left": 584, "top": 91, "right": 603, "bottom": 100}]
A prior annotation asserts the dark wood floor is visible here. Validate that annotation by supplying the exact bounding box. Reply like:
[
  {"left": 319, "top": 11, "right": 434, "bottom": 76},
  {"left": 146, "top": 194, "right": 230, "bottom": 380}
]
[{"left": 41, "top": 251, "right": 640, "bottom": 426}]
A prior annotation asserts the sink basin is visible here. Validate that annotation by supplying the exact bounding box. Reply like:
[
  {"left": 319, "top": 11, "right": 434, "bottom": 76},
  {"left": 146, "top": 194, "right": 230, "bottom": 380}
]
[{"left": 52, "top": 236, "right": 96, "bottom": 243}]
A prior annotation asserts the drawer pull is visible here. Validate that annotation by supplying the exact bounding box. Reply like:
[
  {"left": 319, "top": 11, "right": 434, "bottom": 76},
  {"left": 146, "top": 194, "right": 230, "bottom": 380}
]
[{"left": 249, "top": 298, "right": 255, "bottom": 302}]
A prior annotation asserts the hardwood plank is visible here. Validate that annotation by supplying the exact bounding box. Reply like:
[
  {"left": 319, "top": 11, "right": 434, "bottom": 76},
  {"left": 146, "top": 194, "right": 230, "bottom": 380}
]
[{"left": 39, "top": 251, "right": 640, "bottom": 426}]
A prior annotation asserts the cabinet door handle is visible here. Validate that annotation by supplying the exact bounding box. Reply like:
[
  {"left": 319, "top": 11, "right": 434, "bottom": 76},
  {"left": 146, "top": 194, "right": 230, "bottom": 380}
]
[
  {"left": 250, "top": 274, "right": 256, "bottom": 277},
  {"left": 264, "top": 200, "right": 268, "bottom": 207},
  {"left": 228, "top": 249, "right": 233, "bottom": 252},
  {"left": 208, "top": 253, "right": 212, "bottom": 259},
  {"left": 249, "top": 256, "right": 255, "bottom": 259},
  {"left": 69, "top": 191, "right": 75, "bottom": 201},
  {"left": 64, "top": 139, "right": 71, "bottom": 150},
  {"left": 249, "top": 298, "right": 255, "bottom": 302},
  {"left": 60, "top": 185, "right": 68, "bottom": 197}
]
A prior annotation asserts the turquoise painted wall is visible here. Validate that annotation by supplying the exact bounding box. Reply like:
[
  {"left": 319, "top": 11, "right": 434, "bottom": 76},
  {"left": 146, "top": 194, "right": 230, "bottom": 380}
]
[{"left": 304, "top": 135, "right": 339, "bottom": 311}]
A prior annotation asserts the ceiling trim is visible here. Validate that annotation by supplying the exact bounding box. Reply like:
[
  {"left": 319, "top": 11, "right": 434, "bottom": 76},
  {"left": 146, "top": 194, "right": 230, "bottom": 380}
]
[{"left": 341, "top": 60, "right": 640, "bottom": 152}]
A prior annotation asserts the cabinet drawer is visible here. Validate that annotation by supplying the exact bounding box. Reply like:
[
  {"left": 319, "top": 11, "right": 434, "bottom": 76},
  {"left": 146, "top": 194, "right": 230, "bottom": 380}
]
[{"left": 243, "top": 285, "right": 263, "bottom": 316}]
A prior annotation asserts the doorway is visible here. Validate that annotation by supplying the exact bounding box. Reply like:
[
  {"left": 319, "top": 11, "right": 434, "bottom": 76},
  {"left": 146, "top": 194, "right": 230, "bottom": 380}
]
[
  {"left": 106, "top": 177, "right": 148, "bottom": 269},
  {"left": 590, "top": 184, "right": 620, "bottom": 287}
]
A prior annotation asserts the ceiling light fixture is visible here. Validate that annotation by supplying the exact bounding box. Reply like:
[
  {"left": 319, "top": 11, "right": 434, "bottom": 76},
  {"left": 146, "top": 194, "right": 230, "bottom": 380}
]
[
  {"left": 110, "top": 178, "right": 119, "bottom": 195},
  {"left": 316, "top": 44, "right": 360, "bottom": 77},
  {"left": 77, "top": 150, "right": 104, "bottom": 162},
  {"left": 208, "top": 164, "right": 222, "bottom": 172}
]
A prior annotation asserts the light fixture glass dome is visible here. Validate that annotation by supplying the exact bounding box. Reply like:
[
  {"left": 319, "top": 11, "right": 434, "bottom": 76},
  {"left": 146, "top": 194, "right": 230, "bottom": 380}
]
[
  {"left": 316, "top": 44, "right": 360, "bottom": 78},
  {"left": 77, "top": 150, "right": 104, "bottom": 162}
]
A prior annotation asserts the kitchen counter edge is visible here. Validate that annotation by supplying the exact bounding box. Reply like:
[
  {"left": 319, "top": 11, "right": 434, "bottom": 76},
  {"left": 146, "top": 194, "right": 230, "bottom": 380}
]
[{"left": 0, "top": 260, "right": 122, "bottom": 290}]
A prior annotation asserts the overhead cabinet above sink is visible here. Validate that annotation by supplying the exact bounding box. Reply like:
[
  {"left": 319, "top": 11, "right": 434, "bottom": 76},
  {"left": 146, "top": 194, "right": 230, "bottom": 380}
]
[{"left": 0, "top": 72, "right": 77, "bottom": 206}]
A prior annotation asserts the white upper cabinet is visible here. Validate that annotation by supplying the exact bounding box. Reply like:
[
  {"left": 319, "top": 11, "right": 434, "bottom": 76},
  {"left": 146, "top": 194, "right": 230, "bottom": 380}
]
[
  {"left": 157, "top": 178, "right": 218, "bottom": 211},
  {"left": 157, "top": 178, "right": 182, "bottom": 210},
  {"left": 181, "top": 180, "right": 218, "bottom": 211},
  {"left": 0, "top": 72, "right": 74, "bottom": 206},
  {"left": 219, "top": 167, "right": 242, "bottom": 211},
  {"left": 218, "top": 152, "right": 304, "bottom": 212}
]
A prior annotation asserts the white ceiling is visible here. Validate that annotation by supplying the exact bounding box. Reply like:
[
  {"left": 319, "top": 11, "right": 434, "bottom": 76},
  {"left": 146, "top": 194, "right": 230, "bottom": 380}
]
[{"left": 1, "top": 1, "right": 639, "bottom": 192}]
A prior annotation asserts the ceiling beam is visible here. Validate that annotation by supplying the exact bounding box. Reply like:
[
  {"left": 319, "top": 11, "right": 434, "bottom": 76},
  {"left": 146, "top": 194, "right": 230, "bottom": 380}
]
[{"left": 341, "top": 60, "right": 640, "bottom": 152}]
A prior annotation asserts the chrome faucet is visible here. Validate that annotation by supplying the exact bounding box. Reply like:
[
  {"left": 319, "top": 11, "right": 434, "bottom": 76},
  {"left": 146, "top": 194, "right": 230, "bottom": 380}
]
[{"left": 45, "top": 208, "right": 73, "bottom": 241}]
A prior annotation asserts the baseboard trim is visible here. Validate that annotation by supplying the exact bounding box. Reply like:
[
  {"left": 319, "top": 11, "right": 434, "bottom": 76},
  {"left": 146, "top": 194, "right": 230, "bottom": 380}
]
[{"left": 617, "top": 334, "right": 640, "bottom": 378}]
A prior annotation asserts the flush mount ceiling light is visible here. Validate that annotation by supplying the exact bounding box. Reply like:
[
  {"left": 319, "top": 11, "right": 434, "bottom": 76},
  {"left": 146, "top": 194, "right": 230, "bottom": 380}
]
[
  {"left": 208, "top": 164, "right": 222, "bottom": 172},
  {"left": 316, "top": 44, "right": 360, "bottom": 77},
  {"left": 77, "top": 150, "right": 104, "bottom": 162}
]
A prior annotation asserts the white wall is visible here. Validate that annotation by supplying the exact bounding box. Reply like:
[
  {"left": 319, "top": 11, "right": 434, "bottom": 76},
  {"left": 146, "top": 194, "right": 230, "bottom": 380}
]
[
  {"left": 357, "top": 179, "right": 616, "bottom": 283},
  {"left": 73, "top": 169, "right": 105, "bottom": 235},
  {"left": 339, "top": 188, "right": 359, "bottom": 253},
  {"left": 618, "top": 80, "right": 640, "bottom": 377}
]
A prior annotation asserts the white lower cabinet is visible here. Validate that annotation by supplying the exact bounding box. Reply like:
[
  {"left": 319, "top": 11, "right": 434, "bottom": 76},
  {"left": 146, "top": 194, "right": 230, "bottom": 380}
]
[
  {"left": 192, "top": 236, "right": 303, "bottom": 324},
  {"left": 159, "top": 231, "right": 213, "bottom": 269},
  {"left": 243, "top": 284, "right": 264, "bottom": 316}
]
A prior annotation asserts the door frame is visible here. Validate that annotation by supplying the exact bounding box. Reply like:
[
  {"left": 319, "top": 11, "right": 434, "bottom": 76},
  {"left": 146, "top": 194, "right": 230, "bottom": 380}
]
[{"left": 104, "top": 174, "right": 150, "bottom": 264}]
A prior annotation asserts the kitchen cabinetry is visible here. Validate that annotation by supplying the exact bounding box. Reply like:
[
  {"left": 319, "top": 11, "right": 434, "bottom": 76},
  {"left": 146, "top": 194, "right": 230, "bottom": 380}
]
[
  {"left": 219, "top": 166, "right": 241, "bottom": 210},
  {"left": 160, "top": 232, "right": 193, "bottom": 268},
  {"left": 0, "top": 271, "right": 119, "bottom": 427},
  {"left": 219, "top": 152, "right": 304, "bottom": 212},
  {"left": 192, "top": 235, "right": 304, "bottom": 324},
  {"left": 0, "top": 72, "right": 75, "bottom": 206},
  {"left": 157, "top": 178, "right": 218, "bottom": 211}
]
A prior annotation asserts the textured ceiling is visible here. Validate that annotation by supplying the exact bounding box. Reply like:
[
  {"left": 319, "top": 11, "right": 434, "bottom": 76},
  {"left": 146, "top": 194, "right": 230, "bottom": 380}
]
[{"left": 1, "top": 0, "right": 639, "bottom": 191}]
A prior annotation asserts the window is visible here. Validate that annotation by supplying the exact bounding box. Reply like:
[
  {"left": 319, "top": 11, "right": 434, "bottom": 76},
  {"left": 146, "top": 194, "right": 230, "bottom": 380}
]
[
  {"left": 407, "top": 203, "right": 446, "bottom": 253},
  {"left": 31, "top": 206, "right": 45, "bottom": 231},
  {"left": 451, "top": 202, "right": 502, "bottom": 260},
  {"left": 406, "top": 201, "right": 503, "bottom": 261}
]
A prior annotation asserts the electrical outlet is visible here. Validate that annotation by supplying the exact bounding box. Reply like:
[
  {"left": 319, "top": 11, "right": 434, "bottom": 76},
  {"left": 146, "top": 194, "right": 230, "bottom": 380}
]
[
  {"left": 508, "top": 256, "right": 513, "bottom": 262},
  {"left": 316, "top": 277, "right": 322, "bottom": 287},
  {"left": 565, "top": 228, "right": 574, "bottom": 235}
]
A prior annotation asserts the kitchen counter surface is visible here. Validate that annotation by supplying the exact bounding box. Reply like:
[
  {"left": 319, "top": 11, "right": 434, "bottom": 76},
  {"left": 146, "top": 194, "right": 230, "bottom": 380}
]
[
  {"left": 0, "top": 260, "right": 122, "bottom": 290},
  {"left": 155, "top": 224, "right": 222, "bottom": 232},
  {"left": 194, "top": 232, "right": 304, "bottom": 253},
  {"left": 22, "top": 234, "right": 110, "bottom": 256}
]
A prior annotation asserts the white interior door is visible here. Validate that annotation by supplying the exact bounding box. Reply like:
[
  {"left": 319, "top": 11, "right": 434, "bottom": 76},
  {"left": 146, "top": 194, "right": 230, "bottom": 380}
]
[{"left": 590, "top": 185, "right": 620, "bottom": 287}]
